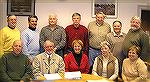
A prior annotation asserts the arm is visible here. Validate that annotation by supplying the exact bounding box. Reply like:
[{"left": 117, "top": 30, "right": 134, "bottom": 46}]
[
  {"left": 32, "top": 56, "right": 42, "bottom": 79},
  {"left": 109, "top": 59, "right": 119, "bottom": 80},
  {"left": 0, "top": 55, "right": 13, "bottom": 81},
  {"left": 92, "top": 57, "right": 99, "bottom": 76},
  {"left": 133, "top": 60, "right": 148, "bottom": 81},
  {"left": 39, "top": 28, "right": 45, "bottom": 52},
  {"left": 55, "top": 28, "right": 66, "bottom": 50},
  {"left": 84, "top": 54, "right": 90, "bottom": 74},
  {"left": 64, "top": 55, "right": 69, "bottom": 72},
  {"left": 0, "top": 29, "right": 4, "bottom": 56},
  {"left": 122, "top": 60, "right": 127, "bottom": 82},
  {"left": 21, "top": 32, "right": 30, "bottom": 55},
  {"left": 58, "top": 57, "right": 65, "bottom": 73},
  {"left": 83, "top": 28, "right": 89, "bottom": 54},
  {"left": 21, "top": 57, "right": 33, "bottom": 81}
]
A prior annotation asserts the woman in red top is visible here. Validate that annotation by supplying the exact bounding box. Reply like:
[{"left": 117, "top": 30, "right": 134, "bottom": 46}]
[{"left": 64, "top": 39, "right": 89, "bottom": 74}]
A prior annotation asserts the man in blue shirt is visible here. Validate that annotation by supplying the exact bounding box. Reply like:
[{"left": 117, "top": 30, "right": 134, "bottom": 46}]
[{"left": 21, "top": 15, "right": 40, "bottom": 62}]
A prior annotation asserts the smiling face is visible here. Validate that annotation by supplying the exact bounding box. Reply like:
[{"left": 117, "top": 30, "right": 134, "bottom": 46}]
[
  {"left": 48, "top": 14, "right": 57, "bottom": 26},
  {"left": 96, "top": 13, "right": 105, "bottom": 24},
  {"left": 130, "top": 16, "right": 141, "bottom": 30},
  {"left": 128, "top": 49, "right": 138, "bottom": 62},
  {"left": 101, "top": 45, "right": 110, "bottom": 57},
  {"left": 44, "top": 40, "right": 55, "bottom": 55},
  {"left": 7, "top": 15, "right": 17, "bottom": 28},
  {"left": 73, "top": 42, "right": 82, "bottom": 54},
  {"left": 113, "top": 21, "right": 122, "bottom": 34},
  {"left": 12, "top": 40, "right": 22, "bottom": 55},
  {"left": 72, "top": 15, "right": 81, "bottom": 27},
  {"left": 28, "top": 18, "right": 38, "bottom": 29}
]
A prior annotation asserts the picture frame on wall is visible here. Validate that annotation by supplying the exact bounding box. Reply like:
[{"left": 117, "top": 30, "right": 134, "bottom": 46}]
[
  {"left": 92, "top": 0, "right": 118, "bottom": 18},
  {"left": 7, "top": 0, "right": 35, "bottom": 16}
]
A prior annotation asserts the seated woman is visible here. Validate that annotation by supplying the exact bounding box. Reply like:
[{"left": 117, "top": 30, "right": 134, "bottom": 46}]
[
  {"left": 64, "top": 39, "right": 89, "bottom": 74},
  {"left": 122, "top": 45, "right": 148, "bottom": 82},
  {"left": 92, "top": 41, "right": 118, "bottom": 81}
]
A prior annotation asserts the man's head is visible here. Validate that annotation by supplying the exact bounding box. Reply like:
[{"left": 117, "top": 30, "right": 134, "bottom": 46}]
[
  {"left": 72, "top": 13, "right": 81, "bottom": 28},
  {"left": 44, "top": 40, "right": 55, "bottom": 55},
  {"left": 95, "top": 12, "right": 106, "bottom": 25},
  {"left": 113, "top": 20, "right": 122, "bottom": 34},
  {"left": 130, "top": 16, "right": 141, "bottom": 30},
  {"left": 7, "top": 15, "right": 17, "bottom": 29},
  {"left": 48, "top": 13, "right": 58, "bottom": 27},
  {"left": 28, "top": 15, "right": 38, "bottom": 29},
  {"left": 12, "top": 40, "right": 22, "bottom": 56}
]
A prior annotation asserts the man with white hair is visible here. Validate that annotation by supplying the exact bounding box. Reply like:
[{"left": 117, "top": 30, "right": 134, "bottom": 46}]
[
  {"left": 39, "top": 13, "right": 66, "bottom": 58},
  {"left": 122, "top": 16, "right": 149, "bottom": 62}
]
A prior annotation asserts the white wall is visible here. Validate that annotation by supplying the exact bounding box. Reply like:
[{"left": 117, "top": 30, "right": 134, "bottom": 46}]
[{"left": 0, "top": 0, "right": 149, "bottom": 33}]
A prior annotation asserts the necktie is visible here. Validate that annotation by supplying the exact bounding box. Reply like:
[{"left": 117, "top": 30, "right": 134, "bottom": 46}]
[{"left": 48, "top": 55, "right": 51, "bottom": 74}]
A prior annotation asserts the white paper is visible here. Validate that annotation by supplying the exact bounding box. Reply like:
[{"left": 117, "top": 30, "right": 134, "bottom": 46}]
[
  {"left": 65, "top": 71, "right": 82, "bottom": 79},
  {"left": 87, "top": 79, "right": 110, "bottom": 82},
  {"left": 44, "top": 73, "right": 62, "bottom": 80}
]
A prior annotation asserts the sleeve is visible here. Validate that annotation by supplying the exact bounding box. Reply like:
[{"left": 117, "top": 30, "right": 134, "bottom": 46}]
[
  {"left": 122, "top": 60, "right": 127, "bottom": 81},
  {"left": 83, "top": 55, "right": 90, "bottom": 74},
  {"left": 58, "top": 57, "right": 65, "bottom": 73},
  {"left": 55, "top": 28, "right": 66, "bottom": 50},
  {"left": 0, "top": 55, "right": 13, "bottom": 82},
  {"left": 64, "top": 55, "right": 69, "bottom": 72},
  {"left": 109, "top": 58, "right": 119, "bottom": 80},
  {"left": 39, "top": 28, "right": 45, "bottom": 51},
  {"left": 92, "top": 57, "right": 99, "bottom": 76},
  {"left": 134, "top": 60, "right": 148, "bottom": 81},
  {"left": 32, "top": 56, "right": 41, "bottom": 79},
  {"left": 21, "top": 31, "right": 30, "bottom": 55},
  {"left": 140, "top": 33, "right": 149, "bottom": 60},
  {"left": 83, "top": 28, "right": 89, "bottom": 54},
  {"left": 21, "top": 57, "right": 33, "bottom": 81},
  {"left": 0, "top": 29, "right": 4, "bottom": 56},
  {"left": 106, "top": 34, "right": 114, "bottom": 51}
]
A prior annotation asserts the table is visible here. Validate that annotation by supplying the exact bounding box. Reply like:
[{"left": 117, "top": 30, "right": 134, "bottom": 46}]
[{"left": 31, "top": 74, "right": 113, "bottom": 82}]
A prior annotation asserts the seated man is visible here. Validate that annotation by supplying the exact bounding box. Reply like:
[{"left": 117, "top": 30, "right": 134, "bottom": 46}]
[
  {"left": 32, "top": 40, "right": 65, "bottom": 79},
  {"left": 0, "top": 40, "right": 32, "bottom": 82}
]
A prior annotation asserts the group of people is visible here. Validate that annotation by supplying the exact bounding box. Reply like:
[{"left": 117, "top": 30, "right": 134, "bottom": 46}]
[{"left": 0, "top": 12, "right": 149, "bottom": 82}]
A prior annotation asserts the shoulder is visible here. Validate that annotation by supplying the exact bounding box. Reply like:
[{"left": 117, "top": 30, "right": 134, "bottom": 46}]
[
  {"left": 53, "top": 53, "right": 63, "bottom": 60},
  {"left": 65, "top": 25, "right": 73, "bottom": 29},
  {"left": 41, "top": 25, "right": 49, "bottom": 30},
  {"left": 136, "top": 58, "right": 145, "bottom": 65},
  {"left": 123, "top": 58, "right": 130, "bottom": 64}
]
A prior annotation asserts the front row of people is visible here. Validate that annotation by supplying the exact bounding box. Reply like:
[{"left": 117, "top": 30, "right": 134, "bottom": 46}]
[{"left": 0, "top": 40, "right": 148, "bottom": 82}]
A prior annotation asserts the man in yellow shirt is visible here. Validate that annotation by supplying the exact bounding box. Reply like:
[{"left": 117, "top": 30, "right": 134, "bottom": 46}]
[{"left": 0, "top": 15, "right": 20, "bottom": 57}]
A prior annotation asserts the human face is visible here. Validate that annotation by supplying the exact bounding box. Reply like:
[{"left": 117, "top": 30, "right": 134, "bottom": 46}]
[
  {"left": 101, "top": 45, "right": 110, "bottom": 57},
  {"left": 48, "top": 15, "right": 57, "bottom": 26},
  {"left": 73, "top": 43, "right": 82, "bottom": 54},
  {"left": 113, "top": 22, "right": 121, "bottom": 34},
  {"left": 44, "top": 41, "right": 54, "bottom": 54},
  {"left": 12, "top": 40, "right": 22, "bottom": 55},
  {"left": 128, "top": 49, "right": 138, "bottom": 62},
  {"left": 96, "top": 14, "right": 104, "bottom": 24},
  {"left": 28, "top": 18, "right": 37, "bottom": 29},
  {"left": 72, "top": 15, "right": 81, "bottom": 27},
  {"left": 130, "top": 19, "right": 141, "bottom": 30},
  {"left": 7, "top": 15, "right": 17, "bottom": 28}
]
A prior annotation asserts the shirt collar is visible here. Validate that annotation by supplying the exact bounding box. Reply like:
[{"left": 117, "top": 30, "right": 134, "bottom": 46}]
[
  {"left": 113, "top": 31, "right": 123, "bottom": 37},
  {"left": 45, "top": 52, "right": 52, "bottom": 58}
]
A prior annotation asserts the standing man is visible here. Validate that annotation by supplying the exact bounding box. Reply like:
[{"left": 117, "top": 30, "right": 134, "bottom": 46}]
[
  {"left": 32, "top": 40, "right": 65, "bottom": 79},
  {"left": 0, "top": 40, "right": 32, "bottom": 82},
  {"left": 106, "top": 20, "right": 126, "bottom": 78},
  {"left": 39, "top": 13, "right": 66, "bottom": 58},
  {"left": 88, "top": 12, "right": 111, "bottom": 72},
  {"left": 122, "top": 16, "right": 149, "bottom": 62},
  {"left": 21, "top": 15, "right": 39, "bottom": 62},
  {"left": 0, "top": 15, "right": 20, "bottom": 57},
  {"left": 65, "top": 13, "right": 88, "bottom": 55}
]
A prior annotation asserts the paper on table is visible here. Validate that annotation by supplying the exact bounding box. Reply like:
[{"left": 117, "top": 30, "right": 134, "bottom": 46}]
[
  {"left": 86, "top": 79, "right": 110, "bottom": 82},
  {"left": 65, "top": 71, "right": 82, "bottom": 79},
  {"left": 44, "top": 73, "right": 62, "bottom": 80}
]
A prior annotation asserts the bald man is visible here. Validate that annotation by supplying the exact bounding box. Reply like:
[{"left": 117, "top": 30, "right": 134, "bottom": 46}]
[
  {"left": 0, "top": 40, "right": 32, "bottom": 82},
  {"left": 39, "top": 13, "right": 66, "bottom": 58},
  {"left": 32, "top": 40, "right": 65, "bottom": 80}
]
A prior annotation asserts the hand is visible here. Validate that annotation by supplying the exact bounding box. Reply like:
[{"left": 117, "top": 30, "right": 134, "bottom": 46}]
[
  {"left": 37, "top": 74, "right": 46, "bottom": 80},
  {"left": 20, "top": 80, "right": 24, "bottom": 82}
]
